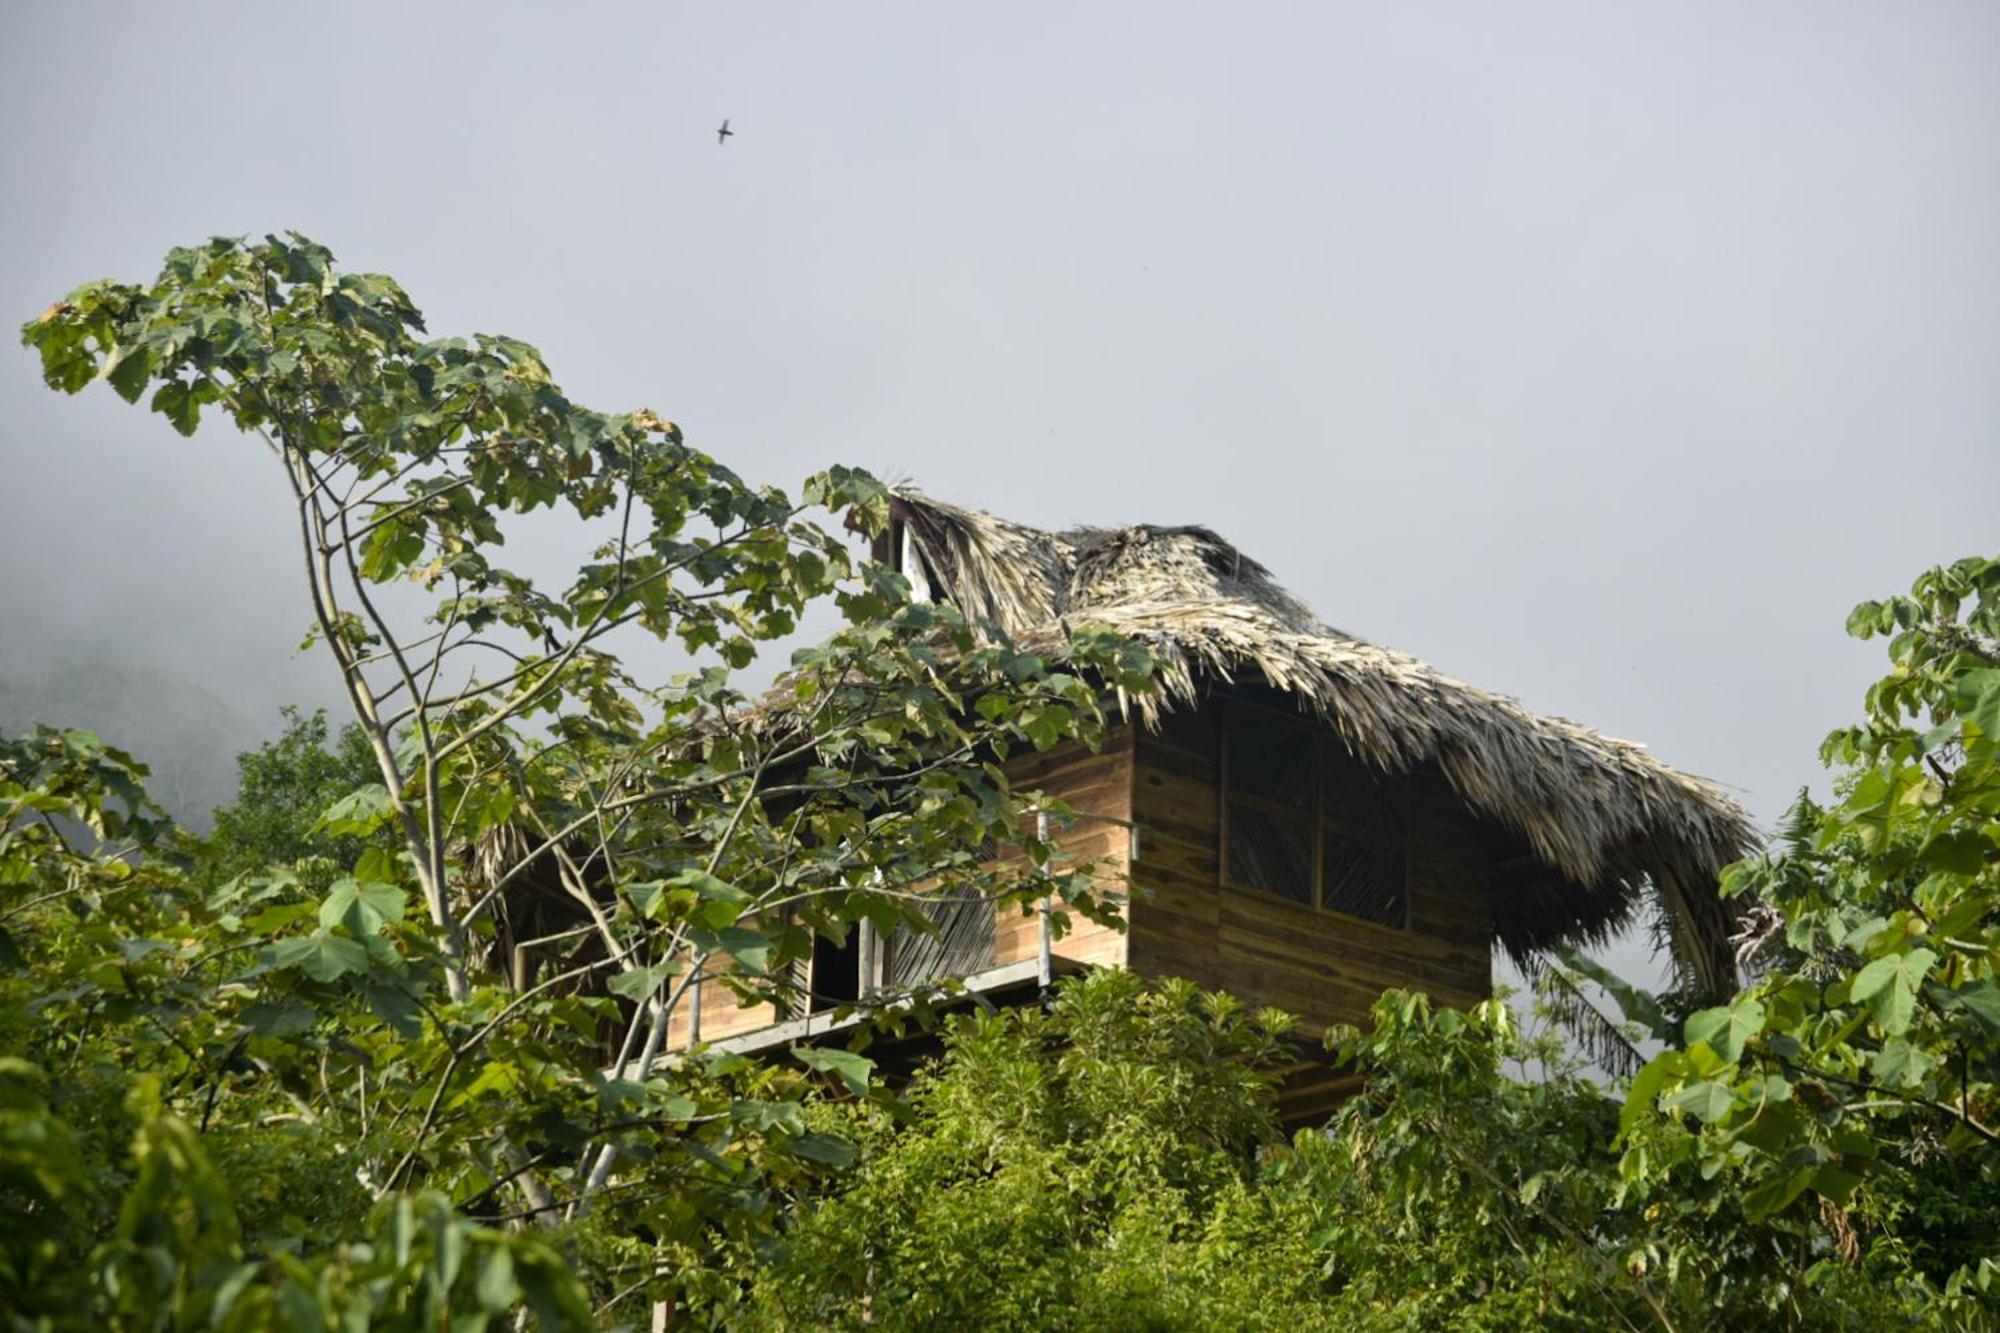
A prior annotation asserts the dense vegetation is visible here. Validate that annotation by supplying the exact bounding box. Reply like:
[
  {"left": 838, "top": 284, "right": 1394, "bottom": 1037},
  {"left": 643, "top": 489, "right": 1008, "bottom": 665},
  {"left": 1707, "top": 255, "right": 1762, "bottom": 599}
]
[
  {"left": 200, "top": 708, "right": 383, "bottom": 889},
  {"left": 3, "top": 234, "right": 1995, "bottom": 1328},
  {"left": 7, "top": 235, "right": 1150, "bottom": 1328},
  {"left": 735, "top": 970, "right": 1949, "bottom": 1330}
]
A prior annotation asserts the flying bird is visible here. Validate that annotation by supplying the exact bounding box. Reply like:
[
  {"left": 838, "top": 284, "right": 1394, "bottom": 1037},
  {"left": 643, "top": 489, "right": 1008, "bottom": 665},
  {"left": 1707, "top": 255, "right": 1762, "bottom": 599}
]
[{"left": 716, "top": 118, "right": 734, "bottom": 145}]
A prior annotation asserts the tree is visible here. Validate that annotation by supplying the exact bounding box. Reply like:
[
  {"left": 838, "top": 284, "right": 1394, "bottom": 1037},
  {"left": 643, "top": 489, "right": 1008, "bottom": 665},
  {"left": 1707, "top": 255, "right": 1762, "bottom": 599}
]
[
  {"left": 12, "top": 234, "right": 1153, "bottom": 1324},
  {"left": 1309, "top": 989, "right": 1931, "bottom": 1330},
  {"left": 1620, "top": 555, "right": 2000, "bottom": 1311},
  {"left": 201, "top": 706, "right": 384, "bottom": 888},
  {"left": 738, "top": 970, "right": 1325, "bottom": 1331},
  {"left": 734, "top": 972, "right": 1925, "bottom": 1331}
]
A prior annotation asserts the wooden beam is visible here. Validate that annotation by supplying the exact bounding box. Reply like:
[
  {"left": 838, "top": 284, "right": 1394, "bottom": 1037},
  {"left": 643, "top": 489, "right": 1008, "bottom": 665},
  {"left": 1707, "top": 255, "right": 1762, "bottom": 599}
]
[{"left": 695, "top": 956, "right": 1086, "bottom": 1061}]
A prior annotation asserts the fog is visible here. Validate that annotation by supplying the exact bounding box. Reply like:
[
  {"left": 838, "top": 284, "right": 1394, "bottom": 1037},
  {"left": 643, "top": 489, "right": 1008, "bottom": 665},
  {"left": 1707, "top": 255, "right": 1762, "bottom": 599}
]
[{"left": 4, "top": 2, "right": 1995, "bottom": 984}]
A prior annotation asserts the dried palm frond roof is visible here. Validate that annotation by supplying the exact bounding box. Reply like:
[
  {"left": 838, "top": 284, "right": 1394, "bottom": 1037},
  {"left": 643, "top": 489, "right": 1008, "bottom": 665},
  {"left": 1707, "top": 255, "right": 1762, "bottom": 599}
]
[{"left": 890, "top": 486, "right": 1757, "bottom": 995}]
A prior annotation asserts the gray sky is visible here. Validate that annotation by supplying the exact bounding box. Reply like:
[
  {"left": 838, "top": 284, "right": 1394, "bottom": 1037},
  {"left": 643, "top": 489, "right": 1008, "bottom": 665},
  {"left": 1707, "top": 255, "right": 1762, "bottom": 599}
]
[{"left": 4, "top": 3, "right": 1996, "bottom": 981}]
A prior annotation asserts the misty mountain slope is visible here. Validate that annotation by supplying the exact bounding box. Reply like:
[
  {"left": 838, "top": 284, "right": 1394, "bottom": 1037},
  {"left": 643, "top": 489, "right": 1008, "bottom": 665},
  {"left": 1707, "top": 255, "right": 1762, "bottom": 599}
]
[{"left": 0, "top": 658, "right": 272, "bottom": 831}]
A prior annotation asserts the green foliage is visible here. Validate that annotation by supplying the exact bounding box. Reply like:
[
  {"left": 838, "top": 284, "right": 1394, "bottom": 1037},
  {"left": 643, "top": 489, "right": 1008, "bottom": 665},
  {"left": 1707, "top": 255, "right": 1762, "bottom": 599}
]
[
  {"left": 738, "top": 971, "right": 1318, "bottom": 1331},
  {"left": 13, "top": 234, "right": 1159, "bottom": 1326},
  {"left": 0, "top": 647, "right": 1143, "bottom": 1326},
  {"left": 738, "top": 978, "right": 1931, "bottom": 1331},
  {"left": 202, "top": 707, "right": 384, "bottom": 889},
  {"left": 1314, "top": 991, "right": 1932, "bottom": 1329},
  {"left": 1622, "top": 554, "right": 2000, "bottom": 1319},
  {"left": 11, "top": 1065, "right": 592, "bottom": 1328}
]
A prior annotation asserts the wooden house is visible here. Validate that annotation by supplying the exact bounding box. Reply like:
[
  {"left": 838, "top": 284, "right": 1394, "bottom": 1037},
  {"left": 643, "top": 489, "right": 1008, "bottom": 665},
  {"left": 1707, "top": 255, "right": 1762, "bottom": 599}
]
[{"left": 669, "top": 487, "right": 1753, "bottom": 1111}]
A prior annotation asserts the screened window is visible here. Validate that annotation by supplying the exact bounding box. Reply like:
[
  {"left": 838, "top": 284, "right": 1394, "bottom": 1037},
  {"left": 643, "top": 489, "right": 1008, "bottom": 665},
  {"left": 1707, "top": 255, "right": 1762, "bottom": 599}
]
[{"left": 1221, "top": 705, "right": 1409, "bottom": 928}]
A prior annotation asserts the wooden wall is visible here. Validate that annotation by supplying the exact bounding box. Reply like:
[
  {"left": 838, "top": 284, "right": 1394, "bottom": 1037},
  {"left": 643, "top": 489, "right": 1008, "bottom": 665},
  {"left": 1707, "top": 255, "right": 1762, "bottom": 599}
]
[
  {"left": 1127, "top": 696, "right": 1491, "bottom": 1038},
  {"left": 666, "top": 727, "right": 1135, "bottom": 1049},
  {"left": 990, "top": 727, "right": 1133, "bottom": 972},
  {"left": 665, "top": 948, "right": 777, "bottom": 1048},
  {"left": 663, "top": 695, "right": 1493, "bottom": 1053}
]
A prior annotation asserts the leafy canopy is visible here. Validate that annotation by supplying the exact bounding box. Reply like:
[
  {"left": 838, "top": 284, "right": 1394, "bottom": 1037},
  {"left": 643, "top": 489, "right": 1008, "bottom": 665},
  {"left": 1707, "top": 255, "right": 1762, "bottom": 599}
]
[
  {"left": 10, "top": 233, "right": 1154, "bottom": 1327},
  {"left": 736, "top": 974, "right": 1934, "bottom": 1331},
  {"left": 1615, "top": 555, "right": 2000, "bottom": 1312}
]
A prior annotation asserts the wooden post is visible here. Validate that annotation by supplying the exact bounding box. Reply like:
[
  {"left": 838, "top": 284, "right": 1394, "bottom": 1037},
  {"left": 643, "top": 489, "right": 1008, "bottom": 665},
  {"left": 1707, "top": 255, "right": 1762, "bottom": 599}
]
[
  {"left": 686, "top": 961, "right": 701, "bottom": 1049},
  {"left": 1035, "top": 811, "right": 1053, "bottom": 990},
  {"left": 859, "top": 919, "right": 884, "bottom": 995},
  {"left": 1037, "top": 900, "right": 1053, "bottom": 990}
]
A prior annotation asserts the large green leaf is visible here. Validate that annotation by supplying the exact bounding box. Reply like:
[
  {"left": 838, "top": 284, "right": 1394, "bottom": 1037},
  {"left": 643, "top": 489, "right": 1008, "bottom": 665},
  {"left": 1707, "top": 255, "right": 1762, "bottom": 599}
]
[
  {"left": 1684, "top": 996, "right": 1765, "bottom": 1064},
  {"left": 674, "top": 868, "right": 751, "bottom": 930},
  {"left": 475, "top": 1245, "right": 517, "bottom": 1313},
  {"left": 365, "top": 981, "right": 424, "bottom": 1037},
  {"left": 607, "top": 963, "right": 678, "bottom": 1003},
  {"left": 731, "top": 1098, "right": 806, "bottom": 1135},
  {"left": 319, "top": 877, "right": 406, "bottom": 935},
  {"left": 1848, "top": 947, "right": 1938, "bottom": 1035},
  {"left": 786, "top": 1131, "right": 858, "bottom": 1167},
  {"left": 1741, "top": 1165, "right": 1814, "bottom": 1220},
  {"left": 269, "top": 932, "right": 370, "bottom": 982},
  {"left": 794, "top": 1046, "right": 874, "bottom": 1098},
  {"left": 1621, "top": 1051, "right": 1684, "bottom": 1133},
  {"left": 101, "top": 342, "right": 152, "bottom": 403},
  {"left": 149, "top": 380, "right": 201, "bottom": 436},
  {"left": 1662, "top": 1079, "right": 1735, "bottom": 1125},
  {"left": 1954, "top": 668, "right": 2000, "bottom": 739},
  {"left": 1868, "top": 1037, "right": 1934, "bottom": 1089},
  {"left": 690, "top": 925, "right": 773, "bottom": 976},
  {"left": 239, "top": 998, "right": 318, "bottom": 1037},
  {"left": 314, "top": 784, "right": 393, "bottom": 837},
  {"left": 1947, "top": 980, "right": 2000, "bottom": 1035}
]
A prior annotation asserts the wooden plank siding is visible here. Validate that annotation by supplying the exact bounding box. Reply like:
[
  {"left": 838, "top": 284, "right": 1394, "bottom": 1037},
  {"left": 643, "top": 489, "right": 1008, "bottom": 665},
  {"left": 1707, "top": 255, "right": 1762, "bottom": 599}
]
[
  {"left": 990, "top": 728, "right": 1134, "bottom": 972},
  {"left": 1127, "top": 697, "right": 1491, "bottom": 1039},
  {"left": 666, "top": 728, "right": 1135, "bottom": 1049},
  {"left": 669, "top": 690, "right": 1493, "bottom": 1054},
  {"left": 665, "top": 955, "right": 777, "bottom": 1048}
]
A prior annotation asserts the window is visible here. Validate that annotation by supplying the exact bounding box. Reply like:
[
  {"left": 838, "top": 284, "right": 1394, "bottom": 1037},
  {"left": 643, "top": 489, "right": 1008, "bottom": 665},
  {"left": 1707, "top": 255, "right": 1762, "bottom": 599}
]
[
  {"left": 808, "top": 930, "right": 862, "bottom": 1013},
  {"left": 1221, "top": 704, "right": 1408, "bottom": 928}
]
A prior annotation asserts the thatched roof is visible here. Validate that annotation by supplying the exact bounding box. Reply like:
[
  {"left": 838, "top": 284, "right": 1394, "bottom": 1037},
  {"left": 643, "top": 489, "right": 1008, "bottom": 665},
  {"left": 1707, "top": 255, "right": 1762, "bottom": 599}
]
[{"left": 889, "top": 486, "right": 1756, "bottom": 995}]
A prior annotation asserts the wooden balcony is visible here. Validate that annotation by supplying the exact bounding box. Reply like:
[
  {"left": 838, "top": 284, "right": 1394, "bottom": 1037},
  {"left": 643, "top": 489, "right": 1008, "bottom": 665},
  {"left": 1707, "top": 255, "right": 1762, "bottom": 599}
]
[{"left": 710, "top": 953, "right": 1088, "bottom": 1059}]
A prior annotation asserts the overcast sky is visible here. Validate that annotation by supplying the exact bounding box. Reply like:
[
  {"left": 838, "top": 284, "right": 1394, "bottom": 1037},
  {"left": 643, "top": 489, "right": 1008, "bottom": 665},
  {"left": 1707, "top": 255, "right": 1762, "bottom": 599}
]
[{"left": 4, "top": 4, "right": 1995, "bottom": 979}]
